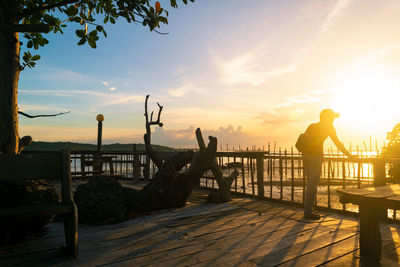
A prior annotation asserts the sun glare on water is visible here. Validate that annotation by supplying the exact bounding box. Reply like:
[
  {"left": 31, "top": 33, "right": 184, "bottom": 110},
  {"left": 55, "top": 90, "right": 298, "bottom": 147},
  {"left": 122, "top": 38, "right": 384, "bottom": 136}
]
[{"left": 329, "top": 66, "right": 400, "bottom": 134}]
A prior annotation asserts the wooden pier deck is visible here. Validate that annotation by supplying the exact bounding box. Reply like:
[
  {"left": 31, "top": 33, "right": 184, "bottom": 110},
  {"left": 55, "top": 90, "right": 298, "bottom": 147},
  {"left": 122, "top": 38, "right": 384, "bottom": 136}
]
[{"left": 1, "top": 188, "right": 400, "bottom": 266}]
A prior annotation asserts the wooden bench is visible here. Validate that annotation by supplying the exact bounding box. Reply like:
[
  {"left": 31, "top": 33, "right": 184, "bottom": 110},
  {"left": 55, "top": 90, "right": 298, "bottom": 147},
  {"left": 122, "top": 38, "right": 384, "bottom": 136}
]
[
  {"left": 337, "top": 184, "right": 400, "bottom": 262},
  {"left": 0, "top": 150, "right": 78, "bottom": 257}
]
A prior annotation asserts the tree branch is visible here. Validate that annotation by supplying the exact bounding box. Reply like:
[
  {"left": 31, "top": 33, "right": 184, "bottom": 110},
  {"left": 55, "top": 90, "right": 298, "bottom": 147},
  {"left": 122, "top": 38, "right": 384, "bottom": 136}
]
[
  {"left": 143, "top": 95, "right": 164, "bottom": 169},
  {"left": 144, "top": 133, "right": 162, "bottom": 168},
  {"left": 0, "top": 24, "right": 50, "bottom": 33},
  {"left": 196, "top": 128, "right": 237, "bottom": 202},
  {"left": 18, "top": 0, "right": 77, "bottom": 20},
  {"left": 18, "top": 110, "right": 70, "bottom": 118}
]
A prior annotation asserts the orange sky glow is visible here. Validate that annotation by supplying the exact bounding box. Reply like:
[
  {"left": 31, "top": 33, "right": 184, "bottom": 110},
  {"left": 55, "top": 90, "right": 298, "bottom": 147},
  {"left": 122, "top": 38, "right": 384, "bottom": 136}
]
[{"left": 18, "top": 0, "right": 400, "bottom": 151}]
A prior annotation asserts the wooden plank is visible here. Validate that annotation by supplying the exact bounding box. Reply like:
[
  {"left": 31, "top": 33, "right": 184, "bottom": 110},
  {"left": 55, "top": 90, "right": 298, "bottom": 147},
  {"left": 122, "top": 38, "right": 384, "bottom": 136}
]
[
  {"left": 337, "top": 184, "right": 400, "bottom": 196},
  {"left": 106, "top": 219, "right": 338, "bottom": 266},
  {"left": 250, "top": 227, "right": 358, "bottom": 266},
  {"left": 322, "top": 223, "right": 400, "bottom": 266},
  {"left": 386, "top": 195, "right": 400, "bottom": 210},
  {"left": 0, "top": 152, "right": 62, "bottom": 180},
  {"left": 275, "top": 233, "right": 358, "bottom": 266},
  {"left": 0, "top": 203, "right": 73, "bottom": 221}
]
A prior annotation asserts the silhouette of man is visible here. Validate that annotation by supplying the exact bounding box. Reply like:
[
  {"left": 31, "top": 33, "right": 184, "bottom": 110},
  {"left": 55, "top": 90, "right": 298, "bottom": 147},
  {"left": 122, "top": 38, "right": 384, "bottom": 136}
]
[{"left": 302, "top": 109, "right": 352, "bottom": 219}]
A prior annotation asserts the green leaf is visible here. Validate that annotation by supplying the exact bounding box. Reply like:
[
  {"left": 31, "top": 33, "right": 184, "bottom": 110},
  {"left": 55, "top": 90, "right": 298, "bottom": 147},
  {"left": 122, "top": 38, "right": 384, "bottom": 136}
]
[
  {"left": 78, "top": 38, "right": 86, "bottom": 45},
  {"left": 109, "top": 17, "right": 115, "bottom": 24},
  {"left": 75, "top": 29, "right": 85, "bottom": 38},
  {"left": 88, "top": 39, "right": 97, "bottom": 48},
  {"left": 31, "top": 55, "right": 40, "bottom": 61}
]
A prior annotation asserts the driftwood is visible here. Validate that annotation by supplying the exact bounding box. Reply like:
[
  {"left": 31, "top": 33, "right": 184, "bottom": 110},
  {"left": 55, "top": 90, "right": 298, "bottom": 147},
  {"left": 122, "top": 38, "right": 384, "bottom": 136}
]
[
  {"left": 143, "top": 95, "right": 163, "bottom": 179},
  {"left": 74, "top": 132, "right": 217, "bottom": 224},
  {"left": 74, "top": 96, "right": 239, "bottom": 224},
  {"left": 195, "top": 128, "right": 238, "bottom": 203},
  {"left": 143, "top": 95, "right": 237, "bottom": 203}
]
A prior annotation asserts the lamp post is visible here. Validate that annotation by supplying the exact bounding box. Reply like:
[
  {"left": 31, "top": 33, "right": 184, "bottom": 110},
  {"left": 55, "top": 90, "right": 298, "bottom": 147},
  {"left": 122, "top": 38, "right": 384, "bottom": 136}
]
[
  {"left": 94, "top": 114, "right": 104, "bottom": 174},
  {"left": 96, "top": 114, "right": 104, "bottom": 151}
]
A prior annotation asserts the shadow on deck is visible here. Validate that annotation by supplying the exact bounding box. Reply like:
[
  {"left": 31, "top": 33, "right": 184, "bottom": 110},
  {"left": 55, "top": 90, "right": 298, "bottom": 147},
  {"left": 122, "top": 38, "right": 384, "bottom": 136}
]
[{"left": 1, "top": 188, "right": 400, "bottom": 266}]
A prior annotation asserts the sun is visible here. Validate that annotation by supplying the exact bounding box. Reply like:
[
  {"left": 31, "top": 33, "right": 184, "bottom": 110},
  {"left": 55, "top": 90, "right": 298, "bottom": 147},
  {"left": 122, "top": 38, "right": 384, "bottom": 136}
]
[{"left": 328, "top": 65, "right": 400, "bottom": 134}]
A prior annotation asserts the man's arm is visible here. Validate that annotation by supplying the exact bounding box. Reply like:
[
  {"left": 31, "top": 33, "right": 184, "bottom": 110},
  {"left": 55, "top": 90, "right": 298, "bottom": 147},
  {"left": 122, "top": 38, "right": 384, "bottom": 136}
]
[{"left": 329, "top": 127, "right": 352, "bottom": 157}]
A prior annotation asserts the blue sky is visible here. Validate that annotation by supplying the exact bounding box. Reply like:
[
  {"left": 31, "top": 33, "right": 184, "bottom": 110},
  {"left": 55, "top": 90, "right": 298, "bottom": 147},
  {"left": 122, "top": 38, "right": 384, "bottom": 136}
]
[{"left": 18, "top": 0, "right": 400, "bottom": 150}]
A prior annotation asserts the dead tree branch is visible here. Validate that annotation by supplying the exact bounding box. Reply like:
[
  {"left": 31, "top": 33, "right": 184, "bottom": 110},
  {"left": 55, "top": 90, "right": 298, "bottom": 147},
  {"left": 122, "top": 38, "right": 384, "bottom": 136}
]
[
  {"left": 144, "top": 95, "right": 164, "bottom": 170},
  {"left": 195, "top": 128, "right": 238, "bottom": 202},
  {"left": 18, "top": 111, "right": 71, "bottom": 118}
]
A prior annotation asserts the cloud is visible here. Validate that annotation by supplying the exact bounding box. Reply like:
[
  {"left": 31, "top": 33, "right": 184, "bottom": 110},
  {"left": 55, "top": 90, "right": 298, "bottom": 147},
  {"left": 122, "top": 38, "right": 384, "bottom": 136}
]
[
  {"left": 258, "top": 90, "right": 325, "bottom": 128},
  {"left": 19, "top": 89, "right": 143, "bottom": 106},
  {"left": 214, "top": 48, "right": 296, "bottom": 86},
  {"left": 352, "top": 43, "right": 400, "bottom": 67},
  {"left": 101, "top": 80, "right": 117, "bottom": 92},
  {"left": 19, "top": 89, "right": 107, "bottom": 97},
  {"left": 319, "top": 0, "right": 353, "bottom": 35},
  {"left": 167, "top": 81, "right": 205, "bottom": 97}
]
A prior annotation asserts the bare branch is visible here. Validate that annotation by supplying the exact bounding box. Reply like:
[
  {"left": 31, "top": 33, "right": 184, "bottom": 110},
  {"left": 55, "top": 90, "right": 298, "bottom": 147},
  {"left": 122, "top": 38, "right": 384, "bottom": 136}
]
[
  {"left": 18, "top": 110, "right": 71, "bottom": 118},
  {"left": 156, "top": 102, "right": 163, "bottom": 125},
  {"left": 195, "top": 128, "right": 206, "bottom": 151},
  {"left": 153, "top": 29, "right": 169, "bottom": 35},
  {"left": 0, "top": 24, "right": 50, "bottom": 33},
  {"left": 144, "top": 133, "right": 162, "bottom": 168},
  {"left": 144, "top": 95, "right": 164, "bottom": 170},
  {"left": 196, "top": 128, "right": 237, "bottom": 202},
  {"left": 144, "top": 94, "right": 150, "bottom": 125}
]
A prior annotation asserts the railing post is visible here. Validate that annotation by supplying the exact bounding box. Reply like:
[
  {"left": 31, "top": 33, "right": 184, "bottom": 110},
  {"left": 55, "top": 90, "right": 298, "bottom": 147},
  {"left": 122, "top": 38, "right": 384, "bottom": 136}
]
[
  {"left": 373, "top": 158, "right": 387, "bottom": 219},
  {"left": 256, "top": 154, "right": 264, "bottom": 199},
  {"left": 373, "top": 158, "right": 386, "bottom": 187},
  {"left": 132, "top": 144, "right": 140, "bottom": 183}
]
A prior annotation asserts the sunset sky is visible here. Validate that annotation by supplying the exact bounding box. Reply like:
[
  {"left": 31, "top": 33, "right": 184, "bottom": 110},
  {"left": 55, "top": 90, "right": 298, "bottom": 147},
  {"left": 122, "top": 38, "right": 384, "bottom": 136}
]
[{"left": 18, "top": 0, "right": 400, "bottom": 150}]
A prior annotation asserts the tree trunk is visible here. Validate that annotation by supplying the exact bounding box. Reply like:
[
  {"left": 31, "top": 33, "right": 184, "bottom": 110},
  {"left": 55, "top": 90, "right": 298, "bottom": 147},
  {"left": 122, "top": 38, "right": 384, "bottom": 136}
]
[{"left": 0, "top": 0, "right": 20, "bottom": 154}]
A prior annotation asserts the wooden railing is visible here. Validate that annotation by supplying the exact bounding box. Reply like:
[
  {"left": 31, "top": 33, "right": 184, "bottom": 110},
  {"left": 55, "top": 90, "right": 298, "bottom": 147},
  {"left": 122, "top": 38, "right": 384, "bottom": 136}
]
[{"left": 69, "top": 150, "right": 400, "bottom": 220}]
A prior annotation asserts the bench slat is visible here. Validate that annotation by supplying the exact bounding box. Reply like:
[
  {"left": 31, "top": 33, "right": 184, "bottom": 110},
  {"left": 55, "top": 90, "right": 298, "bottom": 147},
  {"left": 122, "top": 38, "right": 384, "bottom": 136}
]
[
  {"left": 0, "top": 203, "right": 73, "bottom": 221},
  {"left": 0, "top": 152, "right": 62, "bottom": 181}
]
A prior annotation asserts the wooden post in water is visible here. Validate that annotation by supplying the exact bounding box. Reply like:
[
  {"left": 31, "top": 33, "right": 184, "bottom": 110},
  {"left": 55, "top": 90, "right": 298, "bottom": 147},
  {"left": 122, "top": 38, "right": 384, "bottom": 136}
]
[{"left": 256, "top": 153, "right": 264, "bottom": 199}]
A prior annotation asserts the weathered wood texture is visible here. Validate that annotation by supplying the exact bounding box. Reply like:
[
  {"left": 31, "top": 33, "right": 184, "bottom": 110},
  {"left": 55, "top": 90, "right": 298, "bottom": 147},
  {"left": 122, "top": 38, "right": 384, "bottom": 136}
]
[
  {"left": 0, "top": 150, "right": 78, "bottom": 257},
  {"left": 2, "top": 187, "right": 400, "bottom": 266},
  {"left": 337, "top": 184, "right": 400, "bottom": 262}
]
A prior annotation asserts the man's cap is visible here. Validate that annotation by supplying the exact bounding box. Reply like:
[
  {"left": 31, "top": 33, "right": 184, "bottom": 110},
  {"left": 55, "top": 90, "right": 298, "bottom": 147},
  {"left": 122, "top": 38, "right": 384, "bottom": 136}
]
[{"left": 320, "top": 108, "right": 340, "bottom": 119}]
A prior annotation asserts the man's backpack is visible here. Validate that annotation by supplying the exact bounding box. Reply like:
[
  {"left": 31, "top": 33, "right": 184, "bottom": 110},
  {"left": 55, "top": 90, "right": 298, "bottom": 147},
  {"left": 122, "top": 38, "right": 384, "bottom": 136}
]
[{"left": 295, "top": 133, "right": 312, "bottom": 153}]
